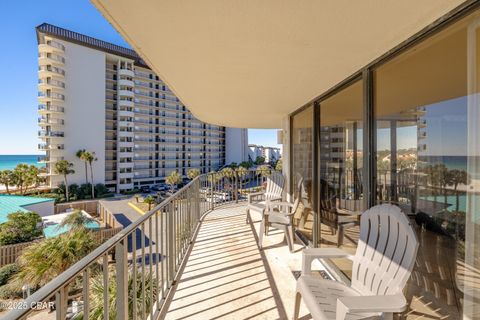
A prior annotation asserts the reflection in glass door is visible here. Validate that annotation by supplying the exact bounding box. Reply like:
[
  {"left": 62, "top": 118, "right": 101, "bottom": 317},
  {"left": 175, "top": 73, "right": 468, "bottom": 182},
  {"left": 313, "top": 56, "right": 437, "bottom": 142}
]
[
  {"left": 374, "top": 11, "right": 480, "bottom": 318},
  {"left": 318, "top": 80, "right": 364, "bottom": 277}
]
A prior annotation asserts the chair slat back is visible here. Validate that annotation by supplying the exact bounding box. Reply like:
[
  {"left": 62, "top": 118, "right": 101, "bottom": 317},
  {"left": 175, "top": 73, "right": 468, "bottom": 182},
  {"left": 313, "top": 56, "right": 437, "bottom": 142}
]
[
  {"left": 291, "top": 177, "right": 304, "bottom": 213},
  {"left": 351, "top": 204, "right": 418, "bottom": 296},
  {"left": 265, "top": 172, "right": 285, "bottom": 201}
]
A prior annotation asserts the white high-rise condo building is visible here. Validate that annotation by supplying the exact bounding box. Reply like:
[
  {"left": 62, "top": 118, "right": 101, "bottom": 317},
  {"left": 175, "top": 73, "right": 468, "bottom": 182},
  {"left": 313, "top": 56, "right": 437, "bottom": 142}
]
[
  {"left": 248, "top": 144, "right": 281, "bottom": 163},
  {"left": 36, "top": 23, "right": 248, "bottom": 192}
]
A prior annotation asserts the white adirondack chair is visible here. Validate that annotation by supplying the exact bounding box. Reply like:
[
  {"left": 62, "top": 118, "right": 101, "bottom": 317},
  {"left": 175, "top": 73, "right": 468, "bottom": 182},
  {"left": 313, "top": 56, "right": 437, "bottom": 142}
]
[
  {"left": 245, "top": 171, "right": 285, "bottom": 226},
  {"left": 259, "top": 177, "right": 304, "bottom": 252},
  {"left": 294, "top": 204, "right": 418, "bottom": 320}
]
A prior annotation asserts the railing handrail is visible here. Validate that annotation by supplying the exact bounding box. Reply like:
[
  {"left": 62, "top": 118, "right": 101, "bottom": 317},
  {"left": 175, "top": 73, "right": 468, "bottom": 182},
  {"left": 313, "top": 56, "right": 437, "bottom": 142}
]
[
  {"left": 5, "top": 168, "right": 274, "bottom": 319},
  {"left": 4, "top": 175, "right": 202, "bottom": 320}
]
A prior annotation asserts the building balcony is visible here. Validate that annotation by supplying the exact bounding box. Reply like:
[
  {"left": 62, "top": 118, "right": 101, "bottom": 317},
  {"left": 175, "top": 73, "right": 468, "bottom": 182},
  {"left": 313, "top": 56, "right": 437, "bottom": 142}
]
[
  {"left": 38, "top": 117, "right": 64, "bottom": 127},
  {"left": 119, "top": 130, "right": 134, "bottom": 138},
  {"left": 38, "top": 65, "right": 65, "bottom": 78},
  {"left": 118, "top": 68, "right": 135, "bottom": 78},
  {"left": 118, "top": 89, "right": 134, "bottom": 98},
  {"left": 38, "top": 91, "right": 65, "bottom": 103},
  {"left": 118, "top": 109, "right": 134, "bottom": 118},
  {"left": 38, "top": 40, "right": 65, "bottom": 54},
  {"left": 38, "top": 143, "right": 64, "bottom": 151},
  {"left": 38, "top": 156, "right": 64, "bottom": 163},
  {"left": 38, "top": 130, "right": 64, "bottom": 138},
  {"left": 38, "top": 52, "right": 65, "bottom": 66},
  {"left": 118, "top": 79, "right": 134, "bottom": 87},
  {"left": 118, "top": 121, "right": 134, "bottom": 128},
  {"left": 119, "top": 99, "right": 134, "bottom": 108},
  {"left": 118, "top": 161, "right": 134, "bottom": 168},
  {"left": 38, "top": 78, "right": 65, "bottom": 90},
  {"left": 38, "top": 104, "right": 64, "bottom": 114}
]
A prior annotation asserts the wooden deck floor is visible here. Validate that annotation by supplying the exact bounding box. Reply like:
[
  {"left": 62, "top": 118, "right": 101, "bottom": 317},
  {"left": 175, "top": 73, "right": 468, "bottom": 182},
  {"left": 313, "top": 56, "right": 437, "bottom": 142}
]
[{"left": 163, "top": 205, "right": 311, "bottom": 320}]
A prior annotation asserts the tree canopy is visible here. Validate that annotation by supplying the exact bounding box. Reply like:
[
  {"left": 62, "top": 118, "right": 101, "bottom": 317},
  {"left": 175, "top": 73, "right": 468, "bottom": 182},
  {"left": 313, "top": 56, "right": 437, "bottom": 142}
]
[{"left": 0, "top": 211, "right": 42, "bottom": 245}]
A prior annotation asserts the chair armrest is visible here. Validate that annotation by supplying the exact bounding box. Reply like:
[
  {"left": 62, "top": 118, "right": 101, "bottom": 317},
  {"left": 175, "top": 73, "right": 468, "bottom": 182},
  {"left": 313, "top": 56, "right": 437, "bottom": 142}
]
[
  {"left": 248, "top": 192, "right": 265, "bottom": 204},
  {"left": 336, "top": 208, "right": 362, "bottom": 216},
  {"left": 266, "top": 195, "right": 282, "bottom": 202},
  {"left": 302, "top": 248, "right": 353, "bottom": 275},
  {"left": 266, "top": 201, "right": 294, "bottom": 213},
  {"left": 336, "top": 294, "right": 407, "bottom": 320}
]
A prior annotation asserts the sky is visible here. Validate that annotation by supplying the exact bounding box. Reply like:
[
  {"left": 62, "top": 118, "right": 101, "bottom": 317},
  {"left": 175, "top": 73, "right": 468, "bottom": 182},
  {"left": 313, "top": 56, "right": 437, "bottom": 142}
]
[{"left": 0, "top": 1, "right": 280, "bottom": 155}]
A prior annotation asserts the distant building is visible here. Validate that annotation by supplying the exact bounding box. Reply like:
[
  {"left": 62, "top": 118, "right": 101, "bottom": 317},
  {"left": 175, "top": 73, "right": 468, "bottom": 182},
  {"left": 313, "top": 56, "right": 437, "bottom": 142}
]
[
  {"left": 36, "top": 23, "right": 248, "bottom": 192},
  {"left": 248, "top": 144, "right": 281, "bottom": 163}
]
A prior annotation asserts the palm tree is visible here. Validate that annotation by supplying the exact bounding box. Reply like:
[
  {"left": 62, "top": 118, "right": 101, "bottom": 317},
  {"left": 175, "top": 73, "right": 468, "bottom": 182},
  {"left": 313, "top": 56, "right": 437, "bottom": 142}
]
[
  {"left": 76, "top": 149, "right": 88, "bottom": 185},
  {"left": 187, "top": 168, "right": 200, "bottom": 180},
  {"left": 58, "top": 210, "right": 95, "bottom": 231},
  {"left": 13, "top": 164, "right": 30, "bottom": 195},
  {"left": 257, "top": 165, "right": 271, "bottom": 177},
  {"left": 447, "top": 169, "right": 468, "bottom": 211},
  {"left": 25, "top": 165, "right": 40, "bottom": 194},
  {"left": 235, "top": 166, "right": 248, "bottom": 193},
  {"left": 0, "top": 170, "right": 15, "bottom": 194},
  {"left": 11, "top": 229, "right": 96, "bottom": 289},
  {"left": 143, "top": 195, "right": 155, "bottom": 211},
  {"left": 76, "top": 270, "right": 157, "bottom": 320},
  {"left": 84, "top": 151, "right": 98, "bottom": 199},
  {"left": 54, "top": 160, "right": 75, "bottom": 202},
  {"left": 219, "top": 167, "right": 233, "bottom": 187},
  {"left": 275, "top": 159, "right": 283, "bottom": 171},
  {"left": 166, "top": 171, "right": 182, "bottom": 192}
]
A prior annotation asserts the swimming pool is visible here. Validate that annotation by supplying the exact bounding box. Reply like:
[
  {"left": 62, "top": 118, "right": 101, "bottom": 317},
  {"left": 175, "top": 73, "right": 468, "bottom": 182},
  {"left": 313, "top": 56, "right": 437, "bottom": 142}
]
[{"left": 43, "top": 221, "right": 101, "bottom": 238}]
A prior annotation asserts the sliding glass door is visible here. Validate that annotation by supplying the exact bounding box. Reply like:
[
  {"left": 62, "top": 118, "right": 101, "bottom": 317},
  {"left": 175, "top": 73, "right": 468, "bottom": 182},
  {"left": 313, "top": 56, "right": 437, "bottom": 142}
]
[
  {"left": 290, "top": 7, "right": 480, "bottom": 319},
  {"left": 374, "top": 11, "right": 480, "bottom": 319}
]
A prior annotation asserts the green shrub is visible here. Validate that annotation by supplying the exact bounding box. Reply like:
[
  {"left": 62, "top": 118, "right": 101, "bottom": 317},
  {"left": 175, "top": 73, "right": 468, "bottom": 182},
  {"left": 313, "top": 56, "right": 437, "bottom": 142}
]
[
  {"left": 0, "top": 212, "right": 43, "bottom": 245},
  {"left": 95, "top": 183, "right": 109, "bottom": 196},
  {"left": 69, "top": 183, "right": 80, "bottom": 200},
  {"left": 0, "top": 284, "right": 22, "bottom": 299},
  {"left": 0, "top": 264, "right": 19, "bottom": 286},
  {"left": 56, "top": 183, "right": 66, "bottom": 195},
  {"left": 98, "top": 193, "right": 114, "bottom": 199},
  {"left": 121, "top": 188, "right": 140, "bottom": 195}
]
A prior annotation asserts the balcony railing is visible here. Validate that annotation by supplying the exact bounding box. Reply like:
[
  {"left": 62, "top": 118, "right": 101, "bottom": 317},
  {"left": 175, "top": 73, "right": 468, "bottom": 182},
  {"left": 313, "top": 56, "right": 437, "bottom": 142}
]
[
  {"left": 38, "top": 104, "right": 64, "bottom": 113},
  {"left": 38, "top": 130, "right": 64, "bottom": 138},
  {"left": 4, "top": 169, "right": 272, "bottom": 320},
  {"left": 46, "top": 40, "right": 65, "bottom": 51}
]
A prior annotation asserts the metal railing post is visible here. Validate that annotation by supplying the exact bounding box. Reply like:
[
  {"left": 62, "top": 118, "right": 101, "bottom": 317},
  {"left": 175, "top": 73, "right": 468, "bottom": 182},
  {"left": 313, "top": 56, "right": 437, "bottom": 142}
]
[
  {"left": 168, "top": 203, "right": 175, "bottom": 286},
  {"left": 211, "top": 176, "right": 215, "bottom": 210},
  {"left": 55, "top": 287, "right": 67, "bottom": 320},
  {"left": 115, "top": 239, "right": 128, "bottom": 319},
  {"left": 234, "top": 172, "right": 238, "bottom": 203},
  {"left": 82, "top": 269, "right": 90, "bottom": 320}
]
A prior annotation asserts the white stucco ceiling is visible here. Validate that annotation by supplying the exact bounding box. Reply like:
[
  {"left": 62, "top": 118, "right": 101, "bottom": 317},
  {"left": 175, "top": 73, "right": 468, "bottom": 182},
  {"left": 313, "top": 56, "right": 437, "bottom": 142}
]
[{"left": 91, "top": 0, "right": 467, "bottom": 128}]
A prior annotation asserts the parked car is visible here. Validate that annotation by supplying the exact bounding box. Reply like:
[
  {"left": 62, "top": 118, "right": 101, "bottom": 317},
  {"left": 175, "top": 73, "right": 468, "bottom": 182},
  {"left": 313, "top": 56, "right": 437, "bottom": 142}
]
[
  {"left": 151, "top": 184, "right": 168, "bottom": 192},
  {"left": 206, "top": 192, "right": 232, "bottom": 203},
  {"left": 140, "top": 185, "right": 150, "bottom": 193}
]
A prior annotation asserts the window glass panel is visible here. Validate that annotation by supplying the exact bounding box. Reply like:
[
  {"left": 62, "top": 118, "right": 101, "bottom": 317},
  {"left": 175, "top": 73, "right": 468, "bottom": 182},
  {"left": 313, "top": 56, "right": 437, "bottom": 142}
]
[
  {"left": 291, "top": 105, "right": 314, "bottom": 242},
  {"left": 374, "top": 11, "right": 480, "bottom": 318},
  {"left": 319, "top": 80, "right": 363, "bottom": 277}
]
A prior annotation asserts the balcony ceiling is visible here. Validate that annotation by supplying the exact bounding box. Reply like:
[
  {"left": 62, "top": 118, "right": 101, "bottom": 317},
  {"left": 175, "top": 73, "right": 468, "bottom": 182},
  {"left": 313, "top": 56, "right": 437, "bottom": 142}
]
[{"left": 92, "top": 0, "right": 466, "bottom": 128}]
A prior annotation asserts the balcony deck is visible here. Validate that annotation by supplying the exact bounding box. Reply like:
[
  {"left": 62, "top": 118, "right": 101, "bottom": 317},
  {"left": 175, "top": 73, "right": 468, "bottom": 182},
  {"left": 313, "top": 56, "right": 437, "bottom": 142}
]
[{"left": 162, "top": 204, "right": 312, "bottom": 320}]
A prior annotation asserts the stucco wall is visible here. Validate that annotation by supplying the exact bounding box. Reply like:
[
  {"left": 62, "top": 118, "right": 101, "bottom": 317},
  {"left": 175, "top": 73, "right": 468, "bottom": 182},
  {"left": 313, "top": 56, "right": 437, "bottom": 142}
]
[
  {"left": 225, "top": 128, "right": 248, "bottom": 164},
  {"left": 24, "top": 201, "right": 55, "bottom": 217},
  {"left": 60, "top": 40, "right": 106, "bottom": 186}
]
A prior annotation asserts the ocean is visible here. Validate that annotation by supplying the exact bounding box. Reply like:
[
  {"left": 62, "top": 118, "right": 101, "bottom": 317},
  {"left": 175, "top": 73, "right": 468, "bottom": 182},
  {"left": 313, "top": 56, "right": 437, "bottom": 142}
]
[
  {"left": 0, "top": 155, "right": 45, "bottom": 170},
  {"left": 419, "top": 155, "right": 468, "bottom": 171}
]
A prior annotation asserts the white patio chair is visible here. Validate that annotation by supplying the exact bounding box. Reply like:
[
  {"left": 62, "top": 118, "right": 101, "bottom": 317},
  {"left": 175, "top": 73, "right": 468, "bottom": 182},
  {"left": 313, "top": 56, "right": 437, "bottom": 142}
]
[
  {"left": 259, "top": 177, "right": 303, "bottom": 252},
  {"left": 245, "top": 171, "right": 285, "bottom": 227},
  {"left": 294, "top": 204, "right": 418, "bottom": 320}
]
